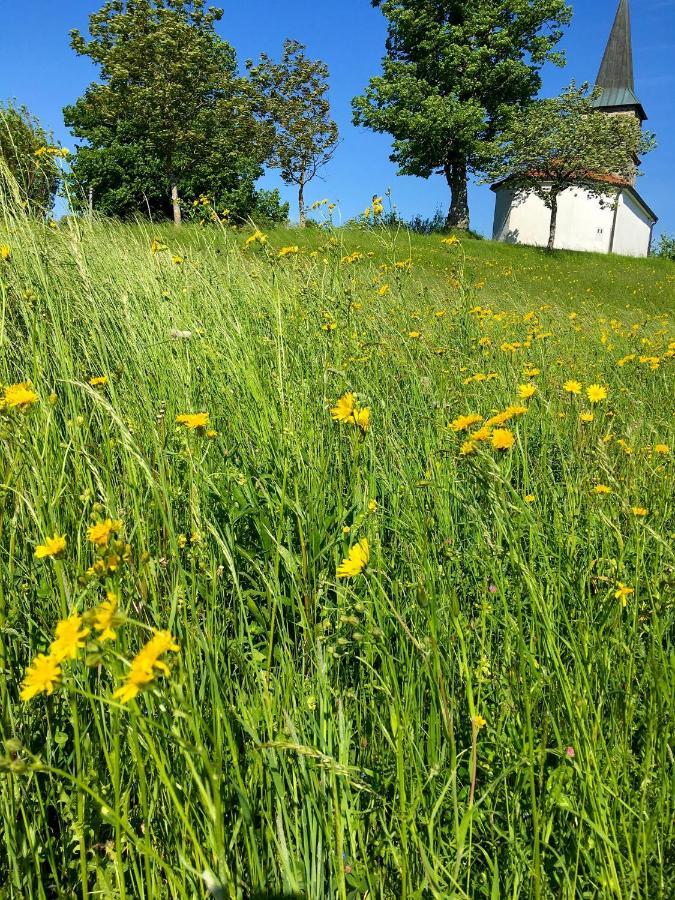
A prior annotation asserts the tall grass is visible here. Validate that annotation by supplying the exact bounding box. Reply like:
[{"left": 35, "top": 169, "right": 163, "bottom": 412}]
[{"left": 0, "top": 201, "right": 673, "bottom": 898}]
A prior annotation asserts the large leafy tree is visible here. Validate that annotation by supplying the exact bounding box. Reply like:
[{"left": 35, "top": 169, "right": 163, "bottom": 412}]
[
  {"left": 0, "top": 101, "right": 61, "bottom": 215},
  {"left": 483, "top": 84, "right": 655, "bottom": 250},
  {"left": 353, "top": 0, "right": 572, "bottom": 230},
  {"left": 64, "top": 0, "right": 273, "bottom": 223},
  {"left": 247, "top": 41, "right": 338, "bottom": 226}
]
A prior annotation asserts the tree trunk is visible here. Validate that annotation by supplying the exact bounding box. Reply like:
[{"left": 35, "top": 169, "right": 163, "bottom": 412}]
[
  {"left": 171, "top": 183, "right": 182, "bottom": 227},
  {"left": 444, "top": 159, "right": 470, "bottom": 231},
  {"left": 298, "top": 181, "right": 306, "bottom": 228},
  {"left": 547, "top": 191, "right": 559, "bottom": 251}
]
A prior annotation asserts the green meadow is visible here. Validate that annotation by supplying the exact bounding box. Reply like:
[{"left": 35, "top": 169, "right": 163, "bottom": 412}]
[{"left": 0, "top": 212, "right": 673, "bottom": 898}]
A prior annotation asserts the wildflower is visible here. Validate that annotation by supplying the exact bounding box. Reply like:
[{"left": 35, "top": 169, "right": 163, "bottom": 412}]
[
  {"left": 113, "top": 629, "right": 180, "bottom": 703},
  {"left": 278, "top": 245, "right": 299, "bottom": 257},
  {"left": 20, "top": 653, "right": 62, "bottom": 701},
  {"left": 89, "top": 376, "right": 108, "bottom": 387},
  {"left": 472, "top": 714, "right": 487, "bottom": 730},
  {"left": 35, "top": 534, "right": 67, "bottom": 560},
  {"left": 408, "top": 331, "right": 421, "bottom": 339},
  {"left": 368, "top": 499, "right": 378, "bottom": 512},
  {"left": 517, "top": 383, "right": 537, "bottom": 400},
  {"left": 563, "top": 380, "right": 582, "bottom": 395},
  {"left": 171, "top": 255, "right": 184, "bottom": 265},
  {"left": 0, "top": 244, "right": 10, "bottom": 261},
  {"left": 150, "top": 238, "right": 167, "bottom": 254},
  {"left": 331, "top": 393, "right": 356, "bottom": 423},
  {"left": 176, "top": 412, "right": 209, "bottom": 431},
  {"left": 87, "top": 518, "right": 122, "bottom": 548},
  {"left": 377, "top": 284, "right": 390, "bottom": 296},
  {"left": 460, "top": 440, "right": 477, "bottom": 456},
  {"left": 631, "top": 507, "right": 648, "bottom": 517},
  {"left": 505, "top": 405, "right": 528, "bottom": 418},
  {"left": 587, "top": 384, "right": 608, "bottom": 404},
  {"left": 469, "top": 425, "right": 493, "bottom": 443},
  {"left": 617, "top": 354, "right": 636, "bottom": 367},
  {"left": 244, "top": 230, "right": 267, "bottom": 247},
  {"left": 653, "top": 444, "right": 670, "bottom": 455},
  {"left": 614, "top": 583, "right": 634, "bottom": 606},
  {"left": 524, "top": 494, "right": 536, "bottom": 503},
  {"left": 450, "top": 413, "right": 483, "bottom": 433},
  {"left": 353, "top": 407, "right": 371, "bottom": 432},
  {"left": 1, "top": 382, "right": 38, "bottom": 409},
  {"left": 492, "top": 429, "right": 515, "bottom": 451},
  {"left": 50, "top": 613, "right": 90, "bottom": 662},
  {"left": 92, "top": 592, "right": 123, "bottom": 642},
  {"left": 580, "top": 412, "right": 594, "bottom": 423},
  {"left": 441, "top": 235, "right": 459, "bottom": 246},
  {"left": 593, "top": 484, "right": 612, "bottom": 494},
  {"left": 337, "top": 539, "right": 369, "bottom": 579},
  {"left": 566, "top": 746, "right": 575, "bottom": 759}
]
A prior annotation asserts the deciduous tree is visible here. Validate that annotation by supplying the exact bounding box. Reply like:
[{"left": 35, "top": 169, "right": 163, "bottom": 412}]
[
  {"left": 483, "top": 84, "right": 655, "bottom": 250},
  {"left": 353, "top": 0, "right": 572, "bottom": 230},
  {"left": 247, "top": 40, "right": 338, "bottom": 227},
  {"left": 0, "top": 101, "right": 61, "bottom": 214}
]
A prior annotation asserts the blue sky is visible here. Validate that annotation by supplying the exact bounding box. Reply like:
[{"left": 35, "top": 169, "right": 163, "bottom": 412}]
[{"left": 1, "top": 0, "right": 673, "bottom": 238}]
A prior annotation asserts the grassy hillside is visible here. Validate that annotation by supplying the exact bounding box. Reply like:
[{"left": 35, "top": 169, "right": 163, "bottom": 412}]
[{"left": 0, "top": 213, "right": 673, "bottom": 898}]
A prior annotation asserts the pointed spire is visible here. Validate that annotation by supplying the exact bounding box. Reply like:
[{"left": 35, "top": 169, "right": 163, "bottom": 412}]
[{"left": 594, "top": 0, "right": 646, "bottom": 121}]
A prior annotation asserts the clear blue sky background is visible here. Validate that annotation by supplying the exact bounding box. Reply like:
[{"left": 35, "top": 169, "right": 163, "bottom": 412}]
[{"left": 1, "top": 0, "right": 673, "bottom": 238}]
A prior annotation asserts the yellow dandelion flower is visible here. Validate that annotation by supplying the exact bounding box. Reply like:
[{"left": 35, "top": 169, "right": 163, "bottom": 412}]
[
  {"left": 614, "top": 583, "right": 634, "bottom": 606},
  {"left": 631, "top": 507, "right": 648, "bottom": 517},
  {"left": 176, "top": 412, "right": 209, "bottom": 431},
  {"left": 580, "top": 412, "right": 594, "bottom": 423},
  {"left": 2, "top": 382, "right": 38, "bottom": 409},
  {"left": 593, "top": 484, "right": 612, "bottom": 494},
  {"left": 377, "top": 284, "right": 390, "bottom": 296},
  {"left": 35, "top": 534, "right": 67, "bottom": 560},
  {"left": 150, "top": 238, "right": 167, "bottom": 254},
  {"left": 492, "top": 428, "right": 515, "bottom": 451},
  {"left": 0, "top": 244, "right": 11, "bottom": 261},
  {"left": 653, "top": 444, "right": 669, "bottom": 455},
  {"left": 113, "top": 629, "right": 179, "bottom": 703},
  {"left": 87, "top": 518, "right": 122, "bottom": 547},
  {"left": 88, "top": 376, "right": 108, "bottom": 387},
  {"left": 92, "top": 592, "right": 123, "bottom": 643},
  {"left": 368, "top": 499, "right": 378, "bottom": 512},
  {"left": 20, "top": 653, "right": 62, "bottom": 702},
  {"left": 49, "top": 613, "right": 90, "bottom": 662},
  {"left": 517, "top": 383, "right": 537, "bottom": 400},
  {"left": 353, "top": 407, "right": 371, "bottom": 432},
  {"left": 524, "top": 494, "right": 536, "bottom": 503},
  {"left": 460, "top": 440, "right": 477, "bottom": 456},
  {"left": 472, "top": 714, "right": 487, "bottom": 730},
  {"left": 408, "top": 331, "right": 421, "bottom": 339},
  {"left": 563, "top": 380, "right": 582, "bottom": 395},
  {"left": 587, "top": 384, "right": 608, "bottom": 404},
  {"left": 331, "top": 393, "right": 356, "bottom": 423},
  {"left": 450, "top": 413, "right": 483, "bottom": 433},
  {"left": 278, "top": 245, "right": 299, "bottom": 257},
  {"left": 469, "top": 425, "right": 493, "bottom": 443},
  {"left": 337, "top": 538, "right": 369, "bottom": 579}
]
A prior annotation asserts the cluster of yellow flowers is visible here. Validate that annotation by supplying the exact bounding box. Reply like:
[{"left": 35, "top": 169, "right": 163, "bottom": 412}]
[
  {"left": 330, "top": 392, "right": 371, "bottom": 434},
  {"left": 35, "top": 146, "right": 70, "bottom": 159},
  {"left": 0, "top": 381, "right": 39, "bottom": 410},
  {"left": 450, "top": 402, "right": 529, "bottom": 456},
  {"left": 244, "top": 230, "right": 267, "bottom": 248},
  {"left": 176, "top": 412, "right": 217, "bottom": 438}
]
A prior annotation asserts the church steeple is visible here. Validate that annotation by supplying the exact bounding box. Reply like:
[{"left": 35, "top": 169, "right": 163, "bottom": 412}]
[{"left": 594, "top": 0, "right": 646, "bottom": 122}]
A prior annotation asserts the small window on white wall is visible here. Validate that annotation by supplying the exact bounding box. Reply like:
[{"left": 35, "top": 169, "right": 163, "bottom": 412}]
[{"left": 597, "top": 228, "right": 604, "bottom": 235}]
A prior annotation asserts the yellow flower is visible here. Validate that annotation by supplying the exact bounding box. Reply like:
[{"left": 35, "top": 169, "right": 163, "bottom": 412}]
[
  {"left": 35, "top": 534, "right": 67, "bottom": 560},
  {"left": 460, "top": 440, "right": 477, "bottom": 456},
  {"left": 331, "top": 393, "right": 356, "bottom": 423},
  {"left": 472, "top": 714, "right": 487, "bottom": 730},
  {"left": 614, "top": 583, "right": 634, "bottom": 606},
  {"left": 92, "top": 592, "right": 123, "bottom": 643},
  {"left": 353, "top": 407, "right": 371, "bottom": 432},
  {"left": 593, "top": 484, "right": 612, "bottom": 494},
  {"left": 87, "top": 518, "right": 122, "bottom": 547},
  {"left": 278, "top": 245, "right": 299, "bottom": 257},
  {"left": 377, "top": 284, "right": 390, "bottom": 296},
  {"left": 492, "top": 428, "right": 515, "bottom": 451},
  {"left": 441, "top": 235, "right": 459, "bottom": 246},
  {"left": 524, "top": 494, "right": 536, "bottom": 503},
  {"left": 653, "top": 444, "right": 670, "bottom": 455},
  {"left": 20, "top": 653, "right": 62, "bottom": 701},
  {"left": 88, "top": 375, "right": 108, "bottom": 387},
  {"left": 408, "top": 331, "right": 421, "bottom": 339},
  {"left": 113, "top": 630, "right": 180, "bottom": 703},
  {"left": 631, "top": 507, "right": 648, "bottom": 517},
  {"left": 0, "top": 244, "right": 10, "bottom": 261},
  {"left": 337, "top": 538, "right": 369, "bottom": 579},
  {"left": 563, "top": 380, "right": 582, "bottom": 395},
  {"left": 49, "top": 614, "right": 90, "bottom": 662},
  {"left": 580, "top": 412, "right": 594, "bottom": 423},
  {"left": 368, "top": 499, "right": 378, "bottom": 512},
  {"left": 587, "top": 384, "right": 608, "bottom": 404},
  {"left": 469, "top": 425, "right": 493, "bottom": 443},
  {"left": 2, "top": 382, "right": 38, "bottom": 409},
  {"left": 517, "top": 383, "right": 537, "bottom": 400},
  {"left": 171, "top": 255, "right": 184, "bottom": 265},
  {"left": 176, "top": 412, "right": 209, "bottom": 431},
  {"left": 244, "top": 230, "right": 267, "bottom": 247},
  {"left": 450, "top": 413, "right": 483, "bottom": 433},
  {"left": 150, "top": 238, "right": 167, "bottom": 254}
]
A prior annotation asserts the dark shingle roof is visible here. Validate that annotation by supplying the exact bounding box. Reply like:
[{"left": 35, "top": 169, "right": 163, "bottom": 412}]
[{"left": 593, "top": 0, "right": 647, "bottom": 121}]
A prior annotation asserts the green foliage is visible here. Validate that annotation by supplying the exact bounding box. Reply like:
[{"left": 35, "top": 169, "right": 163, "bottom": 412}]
[
  {"left": 353, "top": 0, "right": 572, "bottom": 229},
  {"left": 0, "top": 206, "right": 673, "bottom": 896},
  {"left": 483, "top": 83, "right": 656, "bottom": 250},
  {"left": 64, "top": 0, "right": 273, "bottom": 222},
  {"left": 654, "top": 233, "right": 675, "bottom": 261},
  {"left": 247, "top": 40, "right": 338, "bottom": 225},
  {"left": 0, "top": 101, "right": 61, "bottom": 214}
]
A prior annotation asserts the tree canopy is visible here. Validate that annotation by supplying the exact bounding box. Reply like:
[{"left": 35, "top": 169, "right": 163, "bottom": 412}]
[
  {"left": 64, "top": 0, "right": 278, "bottom": 223},
  {"left": 0, "top": 101, "right": 62, "bottom": 215},
  {"left": 353, "top": 0, "right": 572, "bottom": 229},
  {"left": 483, "top": 84, "right": 655, "bottom": 250},
  {"left": 247, "top": 40, "right": 339, "bottom": 226}
]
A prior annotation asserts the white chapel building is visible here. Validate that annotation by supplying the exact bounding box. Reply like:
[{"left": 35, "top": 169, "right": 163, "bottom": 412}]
[{"left": 491, "top": 0, "right": 657, "bottom": 257}]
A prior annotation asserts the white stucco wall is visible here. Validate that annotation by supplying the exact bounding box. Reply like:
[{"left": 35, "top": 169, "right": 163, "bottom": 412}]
[{"left": 492, "top": 183, "right": 654, "bottom": 257}]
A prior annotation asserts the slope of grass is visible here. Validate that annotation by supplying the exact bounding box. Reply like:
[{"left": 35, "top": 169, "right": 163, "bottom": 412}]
[{"left": 0, "top": 212, "right": 673, "bottom": 898}]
